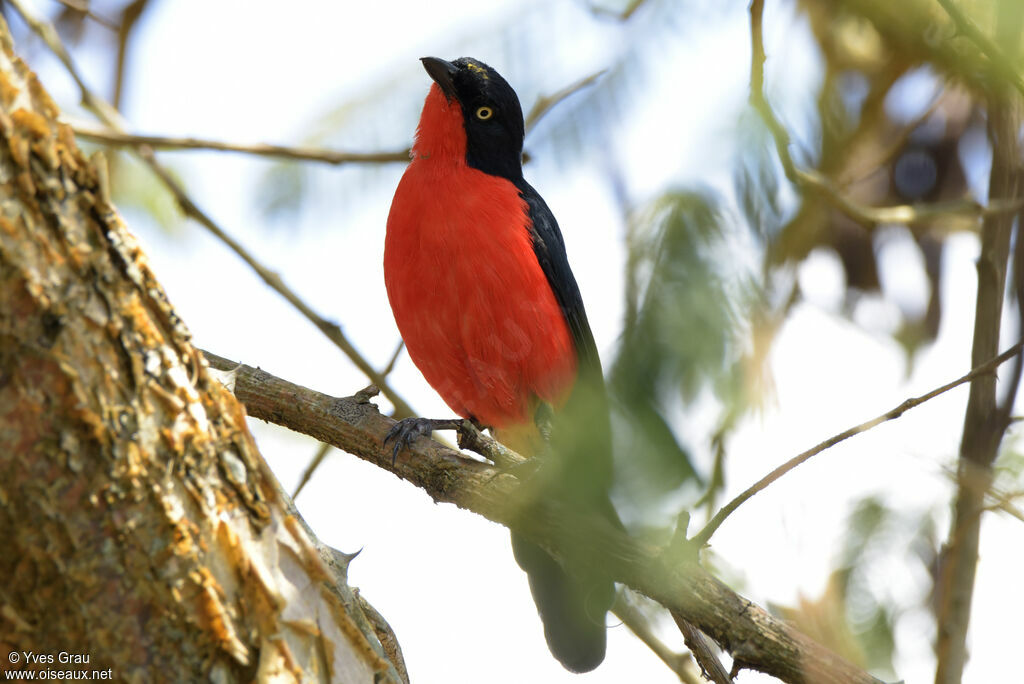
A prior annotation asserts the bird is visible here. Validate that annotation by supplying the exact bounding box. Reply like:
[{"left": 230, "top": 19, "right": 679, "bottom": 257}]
[{"left": 383, "top": 56, "right": 618, "bottom": 673}]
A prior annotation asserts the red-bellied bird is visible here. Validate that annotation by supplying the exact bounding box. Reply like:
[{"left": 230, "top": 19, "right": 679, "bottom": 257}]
[{"left": 384, "top": 56, "right": 619, "bottom": 673}]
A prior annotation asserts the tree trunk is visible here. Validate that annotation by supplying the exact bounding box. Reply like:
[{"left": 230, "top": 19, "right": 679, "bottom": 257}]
[{"left": 0, "top": 20, "right": 402, "bottom": 684}]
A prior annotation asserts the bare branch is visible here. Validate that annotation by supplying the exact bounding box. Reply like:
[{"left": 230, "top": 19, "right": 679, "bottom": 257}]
[
  {"left": 381, "top": 340, "right": 405, "bottom": 377},
  {"left": 52, "top": 0, "right": 119, "bottom": 30},
  {"left": 200, "top": 349, "right": 884, "bottom": 684},
  {"left": 935, "top": 91, "right": 1022, "bottom": 684},
  {"left": 112, "top": 0, "right": 148, "bottom": 110},
  {"left": 293, "top": 441, "right": 333, "bottom": 499},
  {"left": 796, "top": 166, "right": 1024, "bottom": 224},
  {"left": 984, "top": 487, "right": 1024, "bottom": 523},
  {"left": 524, "top": 69, "right": 605, "bottom": 132},
  {"left": 73, "top": 125, "right": 411, "bottom": 165},
  {"left": 7, "top": 0, "right": 416, "bottom": 420},
  {"left": 7, "top": 0, "right": 123, "bottom": 125},
  {"left": 749, "top": 0, "right": 796, "bottom": 183},
  {"left": 672, "top": 614, "right": 733, "bottom": 684},
  {"left": 611, "top": 591, "right": 701, "bottom": 683},
  {"left": 73, "top": 69, "right": 600, "bottom": 165},
  {"left": 838, "top": 93, "right": 945, "bottom": 188},
  {"left": 589, "top": 0, "right": 649, "bottom": 21},
  {"left": 693, "top": 340, "right": 1024, "bottom": 548}
]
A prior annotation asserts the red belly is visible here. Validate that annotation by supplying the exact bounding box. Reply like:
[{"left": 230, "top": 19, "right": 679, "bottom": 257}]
[{"left": 384, "top": 161, "right": 576, "bottom": 428}]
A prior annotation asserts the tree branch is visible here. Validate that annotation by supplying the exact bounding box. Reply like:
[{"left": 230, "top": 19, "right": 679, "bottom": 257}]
[
  {"left": 53, "top": 0, "right": 119, "bottom": 30},
  {"left": 838, "top": 92, "right": 945, "bottom": 188},
  {"left": 693, "top": 340, "right": 1024, "bottom": 548},
  {"left": 72, "top": 125, "right": 412, "bottom": 164},
  {"left": 6, "top": 0, "right": 415, "bottom": 420},
  {"left": 934, "top": 90, "right": 1022, "bottom": 684},
  {"left": 611, "top": 592, "right": 701, "bottom": 684},
  {"left": 672, "top": 613, "right": 733, "bottom": 684},
  {"left": 201, "top": 350, "right": 884, "bottom": 684},
  {"left": 293, "top": 441, "right": 333, "bottom": 498},
  {"left": 71, "top": 69, "right": 602, "bottom": 164},
  {"left": 589, "top": 0, "right": 649, "bottom": 21},
  {"left": 524, "top": 69, "right": 605, "bottom": 132}
]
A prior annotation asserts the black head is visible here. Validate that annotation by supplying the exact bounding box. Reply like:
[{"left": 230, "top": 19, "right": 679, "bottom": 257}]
[{"left": 421, "top": 56, "right": 525, "bottom": 180}]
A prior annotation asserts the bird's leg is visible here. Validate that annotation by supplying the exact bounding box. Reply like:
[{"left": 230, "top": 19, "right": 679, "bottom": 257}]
[
  {"left": 489, "top": 401, "right": 556, "bottom": 482},
  {"left": 533, "top": 401, "right": 554, "bottom": 445},
  {"left": 384, "top": 417, "right": 465, "bottom": 465}
]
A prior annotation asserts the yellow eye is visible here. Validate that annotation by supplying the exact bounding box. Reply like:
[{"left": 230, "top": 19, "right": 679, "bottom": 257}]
[{"left": 475, "top": 106, "right": 494, "bottom": 120}]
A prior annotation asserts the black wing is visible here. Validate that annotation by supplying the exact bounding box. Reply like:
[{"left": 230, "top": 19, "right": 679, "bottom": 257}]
[
  {"left": 515, "top": 179, "right": 603, "bottom": 377},
  {"left": 514, "top": 178, "right": 614, "bottom": 495},
  {"left": 511, "top": 179, "right": 620, "bottom": 673}
]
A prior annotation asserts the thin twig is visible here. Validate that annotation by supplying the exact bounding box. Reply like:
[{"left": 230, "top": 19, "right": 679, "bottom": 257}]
[
  {"left": 749, "top": 0, "right": 797, "bottom": 183},
  {"left": 524, "top": 69, "right": 605, "bottom": 132},
  {"left": 838, "top": 93, "right": 946, "bottom": 188},
  {"left": 380, "top": 340, "right": 405, "bottom": 378},
  {"left": 589, "top": 0, "right": 649, "bottom": 21},
  {"left": 935, "top": 0, "right": 1024, "bottom": 98},
  {"left": 7, "top": 0, "right": 415, "bottom": 420},
  {"left": 692, "top": 340, "right": 1024, "bottom": 547},
  {"left": 52, "top": 0, "right": 119, "bottom": 30},
  {"left": 611, "top": 591, "right": 700, "bottom": 684},
  {"left": 672, "top": 613, "right": 733, "bottom": 684},
  {"left": 984, "top": 487, "right": 1024, "bottom": 523},
  {"left": 74, "top": 70, "right": 601, "bottom": 164},
  {"left": 293, "top": 441, "right": 332, "bottom": 499},
  {"left": 8, "top": 0, "right": 124, "bottom": 125},
  {"left": 73, "top": 125, "right": 412, "bottom": 165},
  {"left": 112, "top": 0, "right": 148, "bottom": 111},
  {"left": 796, "top": 166, "right": 1024, "bottom": 224}
]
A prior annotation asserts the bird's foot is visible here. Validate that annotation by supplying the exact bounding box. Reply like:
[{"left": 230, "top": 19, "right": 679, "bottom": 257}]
[{"left": 384, "top": 417, "right": 464, "bottom": 465}]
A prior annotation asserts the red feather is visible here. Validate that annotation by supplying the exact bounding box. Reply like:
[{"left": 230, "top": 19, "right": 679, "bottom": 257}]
[{"left": 385, "top": 84, "right": 576, "bottom": 427}]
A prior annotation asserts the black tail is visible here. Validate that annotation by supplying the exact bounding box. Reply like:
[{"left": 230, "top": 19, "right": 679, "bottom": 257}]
[
  {"left": 511, "top": 532, "right": 614, "bottom": 673},
  {"left": 500, "top": 263, "right": 618, "bottom": 672}
]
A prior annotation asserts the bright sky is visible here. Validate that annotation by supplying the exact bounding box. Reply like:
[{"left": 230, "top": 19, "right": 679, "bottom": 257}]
[{"left": 19, "top": 0, "right": 1024, "bottom": 681}]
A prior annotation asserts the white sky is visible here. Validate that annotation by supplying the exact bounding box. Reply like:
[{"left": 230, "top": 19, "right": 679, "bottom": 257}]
[{"left": 18, "top": 0, "right": 1024, "bottom": 681}]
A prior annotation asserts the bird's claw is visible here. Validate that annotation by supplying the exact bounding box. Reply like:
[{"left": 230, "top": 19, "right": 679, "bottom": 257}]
[{"left": 384, "top": 417, "right": 462, "bottom": 465}]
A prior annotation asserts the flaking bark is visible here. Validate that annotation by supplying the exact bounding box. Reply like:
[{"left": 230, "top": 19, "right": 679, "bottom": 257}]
[{"left": 0, "top": 19, "right": 401, "bottom": 684}]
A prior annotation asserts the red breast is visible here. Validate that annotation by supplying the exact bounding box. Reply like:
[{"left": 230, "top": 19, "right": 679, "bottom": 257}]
[{"left": 384, "top": 84, "right": 576, "bottom": 428}]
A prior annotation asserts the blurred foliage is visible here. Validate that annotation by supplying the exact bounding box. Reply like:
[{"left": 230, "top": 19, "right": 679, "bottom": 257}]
[
  {"left": 610, "top": 191, "right": 759, "bottom": 510},
  {"left": 774, "top": 497, "right": 939, "bottom": 678},
  {"left": 990, "top": 436, "right": 1024, "bottom": 521},
  {"left": 105, "top": 151, "right": 184, "bottom": 232}
]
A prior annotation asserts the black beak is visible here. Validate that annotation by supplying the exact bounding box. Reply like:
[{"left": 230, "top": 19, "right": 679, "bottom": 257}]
[{"left": 421, "top": 57, "right": 459, "bottom": 102}]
